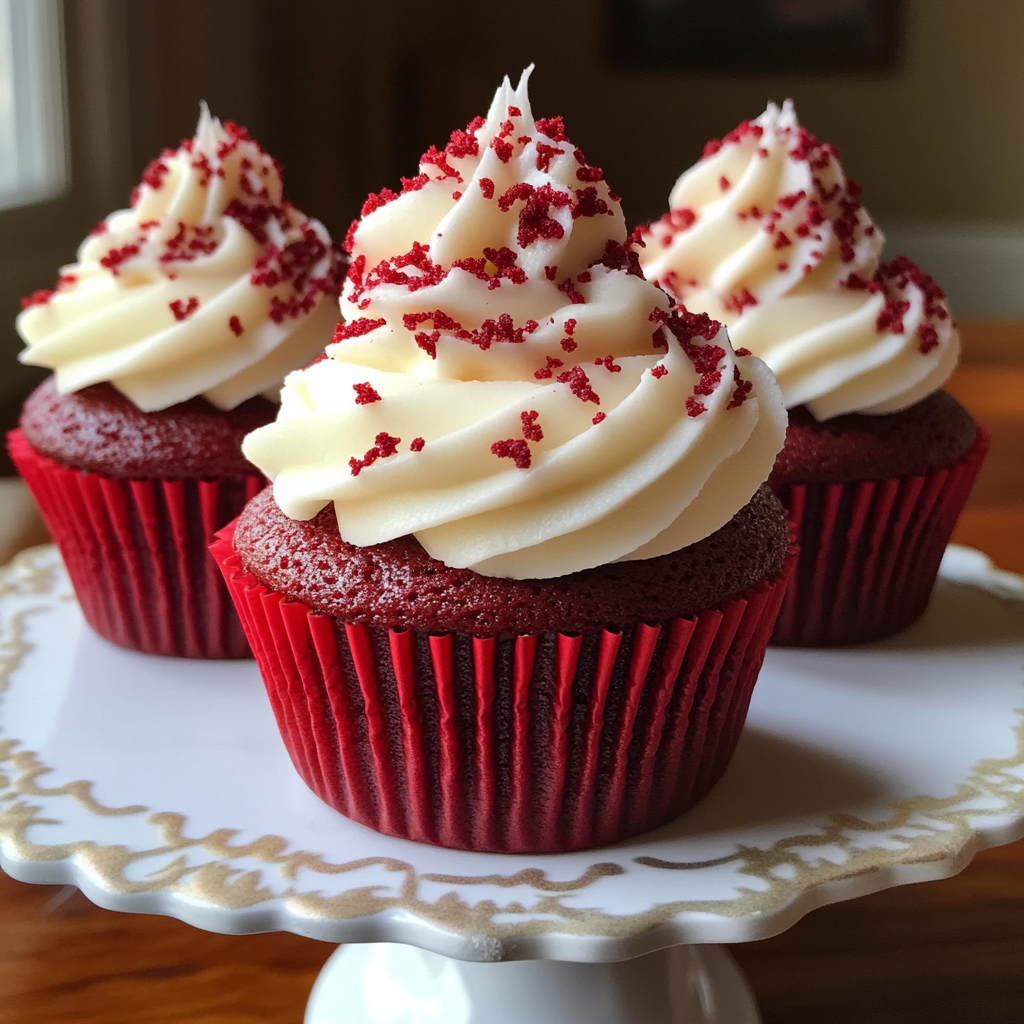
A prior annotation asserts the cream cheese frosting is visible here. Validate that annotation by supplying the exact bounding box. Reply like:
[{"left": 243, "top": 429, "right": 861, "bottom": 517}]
[
  {"left": 637, "top": 101, "right": 959, "bottom": 421},
  {"left": 17, "top": 104, "right": 344, "bottom": 412},
  {"left": 243, "top": 69, "right": 787, "bottom": 580}
]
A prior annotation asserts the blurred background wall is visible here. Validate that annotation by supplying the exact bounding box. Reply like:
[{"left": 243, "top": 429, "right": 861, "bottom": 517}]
[{"left": 2, "top": 0, "right": 1022, "bottom": 459}]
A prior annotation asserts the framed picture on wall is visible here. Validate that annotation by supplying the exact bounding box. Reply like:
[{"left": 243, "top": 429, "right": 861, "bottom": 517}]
[{"left": 608, "top": 0, "right": 902, "bottom": 73}]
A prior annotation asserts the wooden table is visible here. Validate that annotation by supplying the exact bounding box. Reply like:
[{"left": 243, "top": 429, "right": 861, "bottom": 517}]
[{"left": 1, "top": 322, "right": 1022, "bottom": 1024}]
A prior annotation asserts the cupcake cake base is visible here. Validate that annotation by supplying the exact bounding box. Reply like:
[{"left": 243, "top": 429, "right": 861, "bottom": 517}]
[
  {"left": 9, "top": 430, "right": 263, "bottom": 659},
  {"left": 771, "top": 420, "right": 988, "bottom": 646},
  {"left": 212, "top": 516, "right": 796, "bottom": 853}
]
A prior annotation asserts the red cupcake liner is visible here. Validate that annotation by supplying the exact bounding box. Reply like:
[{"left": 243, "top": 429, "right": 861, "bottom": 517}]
[
  {"left": 771, "top": 422, "right": 989, "bottom": 647},
  {"left": 211, "top": 523, "right": 797, "bottom": 853},
  {"left": 8, "top": 429, "right": 262, "bottom": 659}
]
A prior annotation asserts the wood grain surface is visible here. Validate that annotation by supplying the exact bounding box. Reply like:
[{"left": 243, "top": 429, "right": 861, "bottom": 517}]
[{"left": 1, "top": 322, "right": 1021, "bottom": 1023}]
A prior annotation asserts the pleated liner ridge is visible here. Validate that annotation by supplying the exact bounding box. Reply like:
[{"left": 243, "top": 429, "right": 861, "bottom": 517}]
[
  {"left": 8, "top": 429, "right": 262, "bottom": 659},
  {"left": 771, "top": 421, "right": 989, "bottom": 647},
  {"left": 212, "top": 522, "right": 797, "bottom": 853}
]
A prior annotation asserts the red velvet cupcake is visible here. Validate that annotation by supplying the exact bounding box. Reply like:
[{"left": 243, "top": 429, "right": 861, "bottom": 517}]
[
  {"left": 215, "top": 486, "right": 792, "bottom": 852},
  {"left": 213, "top": 70, "right": 794, "bottom": 852},
  {"left": 768, "top": 394, "right": 986, "bottom": 645},
  {"left": 11, "top": 105, "right": 344, "bottom": 658},
  {"left": 637, "top": 101, "right": 984, "bottom": 645},
  {"left": 9, "top": 379, "right": 270, "bottom": 657}
]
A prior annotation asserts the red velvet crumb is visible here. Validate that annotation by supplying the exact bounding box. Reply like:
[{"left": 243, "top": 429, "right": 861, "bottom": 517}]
[
  {"left": 353, "top": 382, "right": 382, "bottom": 404},
  {"left": 491, "top": 437, "right": 532, "bottom": 469},
  {"left": 521, "top": 409, "right": 543, "bottom": 441},
  {"left": 534, "top": 355, "right": 564, "bottom": 379},
  {"left": 535, "top": 116, "right": 567, "bottom": 142},
  {"left": 169, "top": 296, "right": 200, "bottom": 321},
  {"left": 334, "top": 317, "right": 387, "bottom": 341},
  {"left": 556, "top": 365, "right": 600, "bottom": 404}
]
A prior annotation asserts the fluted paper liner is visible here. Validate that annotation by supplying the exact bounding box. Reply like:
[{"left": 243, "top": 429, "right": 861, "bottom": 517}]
[
  {"left": 212, "top": 523, "right": 796, "bottom": 853},
  {"left": 771, "top": 422, "right": 989, "bottom": 647},
  {"left": 8, "top": 429, "right": 262, "bottom": 658}
]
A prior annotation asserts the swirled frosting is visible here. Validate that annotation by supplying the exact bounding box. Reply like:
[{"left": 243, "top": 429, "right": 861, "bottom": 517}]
[
  {"left": 17, "top": 104, "right": 344, "bottom": 412},
  {"left": 243, "top": 69, "right": 786, "bottom": 580},
  {"left": 637, "top": 101, "right": 959, "bottom": 421}
]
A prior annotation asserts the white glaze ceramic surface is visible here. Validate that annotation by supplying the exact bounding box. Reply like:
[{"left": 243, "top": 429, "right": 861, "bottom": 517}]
[
  {"left": 1, "top": 544, "right": 1021, "bottom": 963},
  {"left": 303, "top": 943, "right": 759, "bottom": 1024}
]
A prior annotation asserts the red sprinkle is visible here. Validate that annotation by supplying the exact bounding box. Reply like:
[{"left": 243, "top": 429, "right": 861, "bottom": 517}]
[
  {"left": 228, "top": 315, "right": 243, "bottom": 336},
  {"left": 571, "top": 186, "right": 611, "bottom": 220},
  {"left": 374, "top": 431, "right": 401, "bottom": 457},
  {"left": 723, "top": 289, "right": 758, "bottom": 316},
  {"left": 734, "top": 347, "right": 752, "bottom": 357},
  {"left": 557, "top": 277, "right": 586, "bottom": 305},
  {"left": 491, "top": 438, "right": 532, "bottom": 469},
  {"left": 349, "top": 431, "right": 402, "bottom": 475},
  {"left": 592, "top": 412, "right": 606, "bottom": 425},
  {"left": 556, "top": 365, "right": 600, "bottom": 404},
  {"left": 685, "top": 396, "right": 707, "bottom": 417},
  {"left": 420, "top": 144, "right": 462, "bottom": 182},
  {"left": 918, "top": 323, "right": 939, "bottom": 354},
  {"left": 702, "top": 120, "right": 764, "bottom": 159},
  {"left": 479, "top": 178, "right": 495, "bottom": 200},
  {"left": 594, "top": 355, "right": 621, "bottom": 373},
  {"left": 334, "top": 317, "right": 387, "bottom": 341},
  {"left": 100, "top": 242, "right": 142, "bottom": 275},
  {"left": 20, "top": 289, "right": 53, "bottom": 309},
  {"left": 727, "top": 364, "right": 754, "bottom": 409},
  {"left": 719, "top": 176, "right": 731, "bottom": 191},
  {"left": 534, "top": 355, "right": 564, "bottom": 379},
  {"left": 499, "top": 182, "right": 573, "bottom": 247},
  {"left": 536, "top": 143, "right": 565, "bottom": 172},
  {"left": 361, "top": 187, "right": 399, "bottom": 217},
  {"left": 410, "top": 437, "right": 426, "bottom": 452},
  {"left": 353, "top": 382, "right": 382, "bottom": 404},
  {"left": 521, "top": 410, "right": 544, "bottom": 441},
  {"left": 535, "top": 116, "right": 567, "bottom": 142},
  {"left": 651, "top": 364, "right": 668, "bottom": 379},
  {"left": 876, "top": 296, "right": 911, "bottom": 335},
  {"left": 490, "top": 138, "right": 514, "bottom": 163},
  {"left": 343, "top": 219, "right": 360, "bottom": 254},
  {"left": 169, "top": 296, "right": 199, "bottom": 321},
  {"left": 671, "top": 207, "right": 696, "bottom": 232}
]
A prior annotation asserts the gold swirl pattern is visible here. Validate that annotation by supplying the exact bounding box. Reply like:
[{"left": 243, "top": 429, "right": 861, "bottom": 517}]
[{"left": 0, "top": 545, "right": 1022, "bottom": 949}]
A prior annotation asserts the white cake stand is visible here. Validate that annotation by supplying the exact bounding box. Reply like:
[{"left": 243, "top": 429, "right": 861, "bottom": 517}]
[{"left": 1, "top": 545, "right": 1022, "bottom": 1023}]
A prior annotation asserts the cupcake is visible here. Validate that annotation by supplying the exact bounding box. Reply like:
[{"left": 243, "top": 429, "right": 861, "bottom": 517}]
[
  {"left": 637, "top": 101, "right": 986, "bottom": 646},
  {"left": 213, "top": 69, "right": 794, "bottom": 853},
  {"left": 9, "top": 104, "right": 345, "bottom": 658}
]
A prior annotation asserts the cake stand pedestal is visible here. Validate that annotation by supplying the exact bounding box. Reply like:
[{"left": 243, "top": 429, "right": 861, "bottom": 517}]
[{"left": 1, "top": 545, "right": 1022, "bottom": 1023}]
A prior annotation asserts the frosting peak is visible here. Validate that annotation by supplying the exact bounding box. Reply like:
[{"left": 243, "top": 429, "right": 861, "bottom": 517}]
[
  {"left": 18, "top": 104, "right": 345, "bottom": 411},
  {"left": 244, "top": 71, "right": 786, "bottom": 579},
  {"left": 638, "top": 101, "right": 959, "bottom": 420}
]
